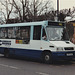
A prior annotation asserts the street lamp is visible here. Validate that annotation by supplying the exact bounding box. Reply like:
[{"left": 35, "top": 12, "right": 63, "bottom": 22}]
[
  {"left": 6, "top": 0, "right": 8, "bottom": 16},
  {"left": 57, "top": 0, "right": 59, "bottom": 21}
]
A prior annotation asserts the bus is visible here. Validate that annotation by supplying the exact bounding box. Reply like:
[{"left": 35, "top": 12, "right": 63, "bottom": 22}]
[{"left": 0, "top": 20, "right": 75, "bottom": 63}]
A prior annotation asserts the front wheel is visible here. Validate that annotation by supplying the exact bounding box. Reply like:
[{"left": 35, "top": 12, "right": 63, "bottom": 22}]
[{"left": 42, "top": 52, "right": 52, "bottom": 64}]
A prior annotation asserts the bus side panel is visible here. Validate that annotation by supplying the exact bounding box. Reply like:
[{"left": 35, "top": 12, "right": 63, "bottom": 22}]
[
  {"left": 0, "top": 47, "right": 4, "bottom": 54},
  {"left": 13, "top": 40, "right": 42, "bottom": 59},
  {"left": 0, "top": 40, "right": 42, "bottom": 59},
  {"left": 0, "top": 47, "right": 42, "bottom": 59},
  {"left": 13, "top": 48, "right": 42, "bottom": 59}
]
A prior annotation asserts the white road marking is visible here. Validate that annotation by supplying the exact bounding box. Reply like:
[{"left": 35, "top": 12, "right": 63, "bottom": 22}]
[
  {"left": 0, "top": 64, "right": 19, "bottom": 69},
  {"left": 36, "top": 72, "right": 49, "bottom": 75}
]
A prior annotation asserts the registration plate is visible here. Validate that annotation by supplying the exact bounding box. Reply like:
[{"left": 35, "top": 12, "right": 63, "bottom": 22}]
[{"left": 66, "top": 53, "right": 73, "bottom": 56}]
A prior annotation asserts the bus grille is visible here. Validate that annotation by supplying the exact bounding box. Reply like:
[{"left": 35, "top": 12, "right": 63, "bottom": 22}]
[{"left": 64, "top": 47, "right": 74, "bottom": 50}]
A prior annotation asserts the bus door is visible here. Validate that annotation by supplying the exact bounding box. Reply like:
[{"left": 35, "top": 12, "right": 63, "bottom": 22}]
[{"left": 30, "top": 25, "right": 41, "bottom": 50}]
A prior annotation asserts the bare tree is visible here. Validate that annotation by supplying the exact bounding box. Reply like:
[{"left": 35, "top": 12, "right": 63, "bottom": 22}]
[
  {"left": 27, "top": 0, "right": 54, "bottom": 21},
  {"left": 0, "top": 0, "right": 14, "bottom": 23},
  {"left": 10, "top": 0, "right": 54, "bottom": 22},
  {"left": 58, "top": 7, "right": 75, "bottom": 21},
  {"left": 0, "top": 0, "right": 54, "bottom": 23},
  {"left": 11, "top": 0, "right": 29, "bottom": 22}
]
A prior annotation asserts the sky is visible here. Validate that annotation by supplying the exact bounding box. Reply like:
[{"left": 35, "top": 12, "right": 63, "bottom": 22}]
[
  {"left": 0, "top": 0, "right": 75, "bottom": 10},
  {"left": 52, "top": 0, "right": 75, "bottom": 10}
]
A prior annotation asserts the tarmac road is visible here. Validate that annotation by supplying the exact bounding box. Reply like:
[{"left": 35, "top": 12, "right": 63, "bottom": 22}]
[{"left": 0, "top": 54, "right": 75, "bottom": 75}]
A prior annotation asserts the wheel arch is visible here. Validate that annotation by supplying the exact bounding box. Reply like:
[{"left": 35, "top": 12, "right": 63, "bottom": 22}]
[
  {"left": 4, "top": 48, "right": 9, "bottom": 53},
  {"left": 4, "top": 48, "right": 10, "bottom": 57},
  {"left": 42, "top": 50, "right": 52, "bottom": 54}
]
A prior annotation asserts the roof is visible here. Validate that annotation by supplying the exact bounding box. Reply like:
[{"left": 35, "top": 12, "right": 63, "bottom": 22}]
[
  {"left": 0, "top": 21, "right": 48, "bottom": 28},
  {"left": 0, "top": 20, "right": 65, "bottom": 28}
]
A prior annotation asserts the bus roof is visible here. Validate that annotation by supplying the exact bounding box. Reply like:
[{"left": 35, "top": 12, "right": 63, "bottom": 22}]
[
  {"left": 0, "top": 20, "right": 65, "bottom": 28},
  {"left": 0, "top": 21, "right": 48, "bottom": 28}
]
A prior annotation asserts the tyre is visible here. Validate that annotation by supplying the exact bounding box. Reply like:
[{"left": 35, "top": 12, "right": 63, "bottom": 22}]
[
  {"left": 42, "top": 52, "right": 52, "bottom": 64},
  {"left": 4, "top": 49, "right": 9, "bottom": 58}
]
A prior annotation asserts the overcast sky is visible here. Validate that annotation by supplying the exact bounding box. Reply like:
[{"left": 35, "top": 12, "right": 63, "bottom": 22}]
[
  {"left": 0, "top": 0, "right": 75, "bottom": 10},
  {"left": 52, "top": 0, "right": 75, "bottom": 10}
]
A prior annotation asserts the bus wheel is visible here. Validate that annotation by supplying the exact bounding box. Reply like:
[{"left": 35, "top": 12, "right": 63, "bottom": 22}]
[
  {"left": 4, "top": 49, "right": 9, "bottom": 58},
  {"left": 42, "top": 52, "right": 52, "bottom": 64}
]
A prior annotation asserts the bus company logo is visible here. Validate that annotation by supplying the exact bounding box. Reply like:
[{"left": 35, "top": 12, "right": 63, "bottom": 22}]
[{"left": 0, "top": 40, "right": 11, "bottom": 45}]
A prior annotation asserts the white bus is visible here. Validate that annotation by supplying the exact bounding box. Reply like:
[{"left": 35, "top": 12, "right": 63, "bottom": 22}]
[{"left": 0, "top": 20, "right": 75, "bottom": 63}]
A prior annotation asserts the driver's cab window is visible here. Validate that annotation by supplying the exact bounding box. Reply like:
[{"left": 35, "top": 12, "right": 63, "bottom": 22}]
[{"left": 42, "top": 28, "right": 47, "bottom": 40}]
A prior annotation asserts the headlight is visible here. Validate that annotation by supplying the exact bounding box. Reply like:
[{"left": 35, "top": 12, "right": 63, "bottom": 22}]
[{"left": 57, "top": 47, "right": 63, "bottom": 51}]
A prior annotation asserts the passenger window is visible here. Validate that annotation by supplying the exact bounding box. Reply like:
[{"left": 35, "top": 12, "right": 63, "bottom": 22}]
[
  {"left": 0, "top": 28, "right": 8, "bottom": 39},
  {"left": 16, "top": 26, "right": 30, "bottom": 44},
  {"left": 8, "top": 27, "right": 15, "bottom": 39},
  {"left": 33, "top": 26, "right": 41, "bottom": 40},
  {"left": 16, "top": 27, "right": 21, "bottom": 39},
  {"left": 20, "top": 26, "right": 30, "bottom": 40},
  {"left": 0, "top": 27, "right": 16, "bottom": 39}
]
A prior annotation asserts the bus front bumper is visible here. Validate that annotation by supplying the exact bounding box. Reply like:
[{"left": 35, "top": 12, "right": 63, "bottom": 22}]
[{"left": 52, "top": 51, "right": 75, "bottom": 60}]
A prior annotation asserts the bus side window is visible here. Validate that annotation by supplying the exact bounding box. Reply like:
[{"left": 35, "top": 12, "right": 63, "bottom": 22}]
[
  {"left": 8, "top": 27, "right": 16, "bottom": 39},
  {"left": 33, "top": 26, "right": 41, "bottom": 40},
  {"left": 16, "top": 27, "right": 21, "bottom": 39},
  {"left": 16, "top": 26, "right": 30, "bottom": 44},
  {"left": 21, "top": 26, "right": 30, "bottom": 40},
  {"left": 0, "top": 28, "right": 8, "bottom": 39}
]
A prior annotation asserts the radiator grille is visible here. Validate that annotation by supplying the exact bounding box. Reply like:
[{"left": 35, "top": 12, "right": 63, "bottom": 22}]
[{"left": 64, "top": 47, "right": 74, "bottom": 50}]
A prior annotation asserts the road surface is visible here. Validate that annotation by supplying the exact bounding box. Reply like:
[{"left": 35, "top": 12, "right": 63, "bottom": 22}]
[{"left": 0, "top": 54, "right": 75, "bottom": 75}]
